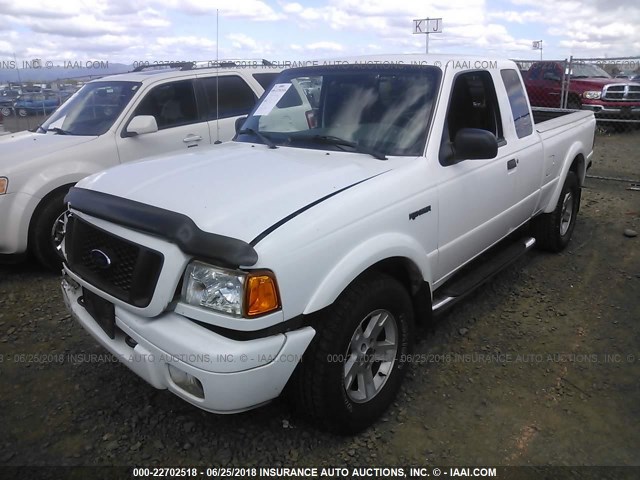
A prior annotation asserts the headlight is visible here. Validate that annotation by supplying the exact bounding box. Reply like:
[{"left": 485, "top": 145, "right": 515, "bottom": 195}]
[
  {"left": 181, "top": 261, "right": 280, "bottom": 317},
  {"left": 583, "top": 90, "right": 601, "bottom": 99},
  {"left": 0, "top": 177, "right": 7, "bottom": 195}
]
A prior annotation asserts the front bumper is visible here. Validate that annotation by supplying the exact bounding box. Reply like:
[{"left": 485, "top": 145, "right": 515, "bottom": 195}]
[
  {"left": 581, "top": 102, "right": 640, "bottom": 117},
  {"left": 0, "top": 191, "right": 37, "bottom": 256},
  {"left": 62, "top": 275, "right": 315, "bottom": 414}
]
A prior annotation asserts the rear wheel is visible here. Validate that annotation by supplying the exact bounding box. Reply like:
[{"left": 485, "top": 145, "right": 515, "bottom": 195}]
[
  {"left": 0, "top": 107, "right": 11, "bottom": 117},
  {"left": 531, "top": 171, "right": 580, "bottom": 252},
  {"left": 29, "top": 190, "right": 68, "bottom": 272},
  {"left": 18, "top": 108, "right": 28, "bottom": 117},
  {"left": 290, "top": 273, "right": 414, "bottom": 434}
]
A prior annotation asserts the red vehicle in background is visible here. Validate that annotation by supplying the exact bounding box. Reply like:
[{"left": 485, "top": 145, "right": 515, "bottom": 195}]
[{"left": 522, "top": 61, "right": 640, "bottom": 118}]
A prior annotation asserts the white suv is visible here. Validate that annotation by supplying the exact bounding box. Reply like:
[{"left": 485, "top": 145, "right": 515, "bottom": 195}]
[{"left": 0, "top": 61, "right": 280, "bottom": 269}]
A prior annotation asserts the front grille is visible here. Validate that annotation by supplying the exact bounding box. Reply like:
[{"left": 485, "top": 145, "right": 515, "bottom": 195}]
[
  {"left": 602, "top": 84, "right": 640, "bottom": 101},
  {"left": 65, "top": 215, "right": 164, "bottom": 307}
]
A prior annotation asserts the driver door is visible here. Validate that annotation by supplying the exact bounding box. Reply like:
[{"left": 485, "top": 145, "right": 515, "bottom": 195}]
[{"left": 116, "top": 79, "right": 211, "bottom": 164}]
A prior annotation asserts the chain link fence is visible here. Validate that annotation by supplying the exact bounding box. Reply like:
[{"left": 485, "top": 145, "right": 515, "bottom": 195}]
[{"left": 514, "top": 56, "right": 640, "bottom": 133}]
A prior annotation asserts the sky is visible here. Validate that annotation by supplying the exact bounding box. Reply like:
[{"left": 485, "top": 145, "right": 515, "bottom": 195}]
[{"left": 0, "top": 0, "right": 639, "bottom": 67}]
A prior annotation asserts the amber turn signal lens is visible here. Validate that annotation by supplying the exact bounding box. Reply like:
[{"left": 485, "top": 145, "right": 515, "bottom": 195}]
[
  {"left": 0, "top": 177, "right": 7, "bottom": 195},
  {"left": 245, "top": 274, "right": 280, "bottom": 317}
]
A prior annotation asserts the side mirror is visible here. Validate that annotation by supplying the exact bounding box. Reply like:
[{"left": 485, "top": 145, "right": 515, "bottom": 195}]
[
  {"left": 124, "top": 115, "right": 158, "bottom": 137},
  {"left": 453, "top": 128, "right": 498, "bottom": 161},
  {"left": 235, "top": 116, "right": 247, "bottom": 134}
]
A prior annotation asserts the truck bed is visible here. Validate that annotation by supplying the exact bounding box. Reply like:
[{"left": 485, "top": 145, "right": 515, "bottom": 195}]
[{"left": 533, "top": 107, "right": 595, "bottom": 135}]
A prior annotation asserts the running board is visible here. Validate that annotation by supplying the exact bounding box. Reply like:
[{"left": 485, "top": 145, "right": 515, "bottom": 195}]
[{"left": 432, "top": 237, "right": 536, "bottom": 313}]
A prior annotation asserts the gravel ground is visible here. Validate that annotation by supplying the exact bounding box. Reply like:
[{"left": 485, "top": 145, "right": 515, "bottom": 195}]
[{"left": 0, "top": 130, "right": 638, "bottom": 473}]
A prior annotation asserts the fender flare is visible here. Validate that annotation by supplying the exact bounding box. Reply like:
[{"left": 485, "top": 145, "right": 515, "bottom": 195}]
[
  {"left": 543, "top": 143, "right": 586, "bottom": 214},
  {"left": 303, "top": 232, "right": 432, "bottom": 315}
]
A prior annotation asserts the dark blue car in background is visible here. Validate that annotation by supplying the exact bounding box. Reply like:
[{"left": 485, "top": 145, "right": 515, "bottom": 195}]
[{"left": 12, "top": 92, "right": 71, "bottom": 117}]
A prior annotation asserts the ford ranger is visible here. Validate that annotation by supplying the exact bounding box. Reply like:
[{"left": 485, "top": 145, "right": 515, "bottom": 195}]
[{"left": 60, "top": 55, "right": 596, "bottom": 434}]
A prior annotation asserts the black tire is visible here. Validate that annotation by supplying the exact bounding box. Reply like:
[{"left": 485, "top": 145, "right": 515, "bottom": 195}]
[
  {"left": 289, "top": 273, "right": 414, "bottom": 434},
  {"left": 531, "top": 171, "right": 580, "bottom": 252},
  {"left": 18, "top": 108, "right": 28, "bottom": 117},
  {"left": 29, "top": 190, "right": 68, "bottom": 272},
  {"left": 0, "top": 107, "right": 11, "bottom": 117}
]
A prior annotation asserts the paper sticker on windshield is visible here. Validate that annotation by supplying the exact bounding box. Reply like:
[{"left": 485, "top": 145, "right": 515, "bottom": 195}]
[{"left": 253, "top": 83, "right": 291, "bottom": 116}]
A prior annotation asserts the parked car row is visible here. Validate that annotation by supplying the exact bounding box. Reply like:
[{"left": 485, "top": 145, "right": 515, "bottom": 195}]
[
  {"left": 0, "top": 90, "right": 74, "bottom": 117},
  {"left": 521, "top": 61, "right": 640, "bottom": 119}
]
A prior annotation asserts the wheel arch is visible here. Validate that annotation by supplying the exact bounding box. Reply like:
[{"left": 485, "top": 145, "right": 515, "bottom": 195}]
[
  {"left": 356, "top": 257, "right": 432, "bottom": 325},
  {"left": 543, "top": 152, "right": 586, "bottom": 214},
  {"left": 302, "top": 234, "right": 433, "bottom": 324},
  {"left": 28, "top": 182, "right": 75, "bottom": 246}
]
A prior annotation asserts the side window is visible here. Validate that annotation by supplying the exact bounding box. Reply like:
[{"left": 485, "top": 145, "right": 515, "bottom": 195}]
[
  {"left": 440, "top": 71, "right": 504, "bottom": 165},
  {"left": 200, "top": 76, "right": 256, "bottom": 120},
  {"left": 500, "top": 69, "right": 533, "bottom": 138},
  {"left": 528, "top": 66, "right": 540, "bottom": 80},
  {"left": 133, "top": 80, "right": 198, "bottom": 130},
  {"left": 253, "top": 73, "right": 279, "bottom": 90},
  {"left": 444, "top": 71, "right": 503, "bottom": 143}
]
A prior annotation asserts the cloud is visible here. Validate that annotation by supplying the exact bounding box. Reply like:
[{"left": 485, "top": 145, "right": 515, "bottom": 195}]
[
  {"left": 175, "top": 0, "right": 284, "bottom": 21},
  {"left": 306, "top": 41, "right": 344, "bottom": 52},
  {"left": 1, "top": 0, "right": 639, "bottom": 68}
]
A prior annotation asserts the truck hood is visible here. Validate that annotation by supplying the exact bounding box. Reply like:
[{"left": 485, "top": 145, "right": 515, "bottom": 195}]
[
  {"left": 570, "top": 77, "right": 635, "bottom": 89},
  {"left": 78, "top": 142, "right": 391, "bottom": 243},
  {"left": 0, "top": 131, "right": 97, "bottom": 166}
]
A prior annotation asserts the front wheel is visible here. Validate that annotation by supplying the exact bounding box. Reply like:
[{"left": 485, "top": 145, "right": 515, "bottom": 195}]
[
  {"left": 0, "top": 107, "right": 11, "bottom": 117},
  {"left": 289, "top": 273, "right": 414, "bottom": 434},
  {"left": 29, "top": 190, "right": 68, "bottom": 272},
  {"left": 531, "top": 171, "right": 580, "bottom": 252}
]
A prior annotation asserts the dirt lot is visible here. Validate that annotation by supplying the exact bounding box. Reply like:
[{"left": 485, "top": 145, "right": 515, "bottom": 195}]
[{"left": 0, "top": 130, "right": 638, "bottom": 474}]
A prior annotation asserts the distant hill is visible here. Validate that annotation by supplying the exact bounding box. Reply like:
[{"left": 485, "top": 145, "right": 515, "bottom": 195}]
[{"left": 0, "top": 63, "right": 132, "bottom": 83}]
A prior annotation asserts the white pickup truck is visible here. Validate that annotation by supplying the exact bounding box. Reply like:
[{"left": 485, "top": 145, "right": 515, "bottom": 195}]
[
  {"left": 0, "top": 63, "right": 279, "bottom": 270},
  {"left": 61, "top": 55, "right": 595, "bottom": 434}
]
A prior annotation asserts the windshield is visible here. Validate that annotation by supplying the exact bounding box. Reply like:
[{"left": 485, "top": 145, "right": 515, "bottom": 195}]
[
  {"left": 567, "top": 64, "right": 611, "bottom": 79},
  {"left": 41, "top": 81, "right": 141, "bottom": 136},
  {"left": 236, "top": 65, "right": 441, "bottom": 157}
]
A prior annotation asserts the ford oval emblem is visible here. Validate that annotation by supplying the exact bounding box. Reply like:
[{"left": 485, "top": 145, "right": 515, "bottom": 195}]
[{"left": 90, "top": 249, "right": 112, "bottom": 269}]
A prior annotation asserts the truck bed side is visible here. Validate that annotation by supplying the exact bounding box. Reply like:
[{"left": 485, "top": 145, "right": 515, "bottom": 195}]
[{"left": 533, "top": 109, "right": 596, "bottom": 214}]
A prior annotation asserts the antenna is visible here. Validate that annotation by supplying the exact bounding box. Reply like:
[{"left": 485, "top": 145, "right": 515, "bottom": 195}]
[{"left": 214, "top": 9, "right": 221, "bottom": 144}]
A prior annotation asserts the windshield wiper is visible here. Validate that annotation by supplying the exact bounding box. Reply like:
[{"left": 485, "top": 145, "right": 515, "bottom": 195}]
[
  {"left": 238, "top": 128, "right": 277, "bottom": 149},
  {"left": 300, "top": 135, "right": 387, "bottom": 160},
  {"left": 47, "top": 127, "right": 71, "bottom": 135}
]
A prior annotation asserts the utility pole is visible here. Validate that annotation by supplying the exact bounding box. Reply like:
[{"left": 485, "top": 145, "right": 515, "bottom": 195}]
[{"left": 532, "top": 40, "right": 543, "bottom": 60}]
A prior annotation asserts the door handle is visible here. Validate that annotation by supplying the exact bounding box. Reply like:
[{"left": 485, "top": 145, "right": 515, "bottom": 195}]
[
  {"left": 507, "top": 158, "right": 518, "bottom": 170},
  {"left": 183, "top": 135, "right": 203, "bottom": 143}
]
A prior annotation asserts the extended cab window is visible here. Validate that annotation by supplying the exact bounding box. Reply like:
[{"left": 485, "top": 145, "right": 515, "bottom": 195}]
[
  {"left": 500, "top": 69, "right": 533, "bottom": 138},
  {"left": 200, "top": 76, "right": 256, "bottom": 120},
  {"left": 133, "top": 80, "right": 198, "bottom": 130}
]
